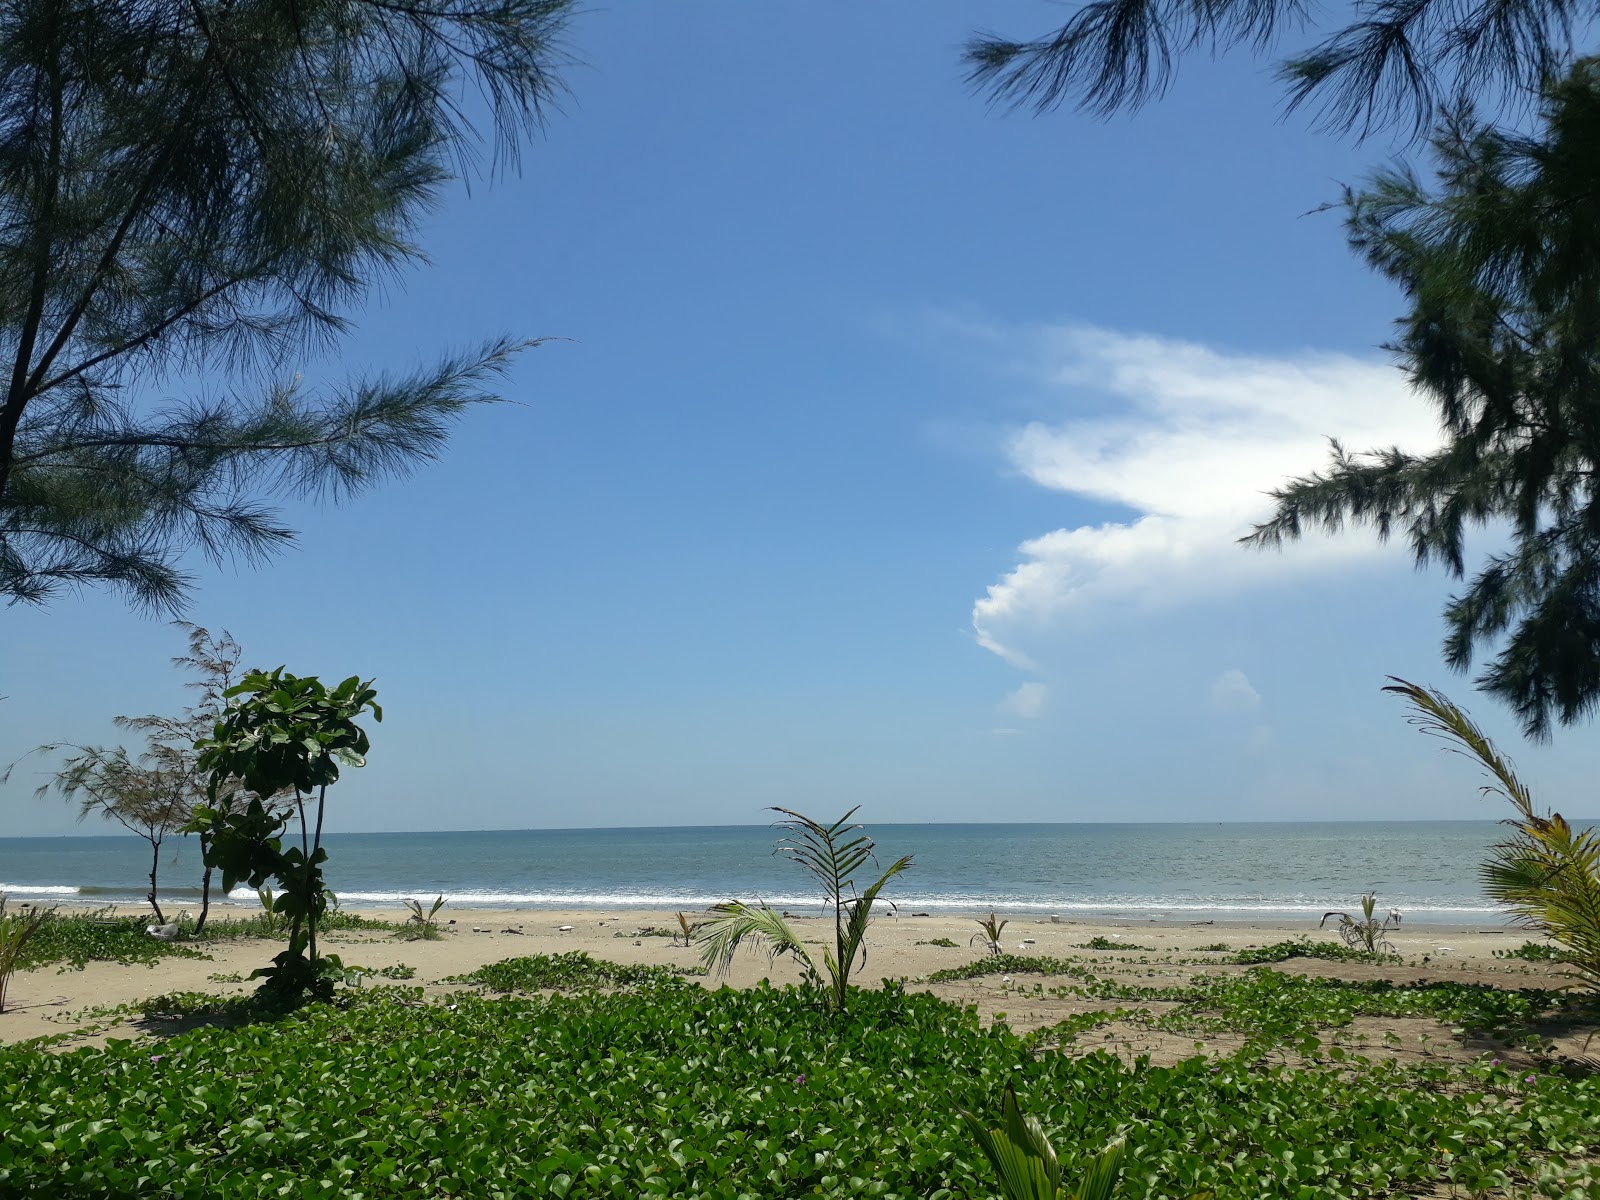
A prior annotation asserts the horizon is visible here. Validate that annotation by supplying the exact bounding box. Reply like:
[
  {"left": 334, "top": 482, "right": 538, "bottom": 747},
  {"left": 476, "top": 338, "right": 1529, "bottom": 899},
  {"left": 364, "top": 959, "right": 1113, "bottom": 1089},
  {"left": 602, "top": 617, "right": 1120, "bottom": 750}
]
[{"left": 4, "top": 814, "right": 1585, "bottom": 841}]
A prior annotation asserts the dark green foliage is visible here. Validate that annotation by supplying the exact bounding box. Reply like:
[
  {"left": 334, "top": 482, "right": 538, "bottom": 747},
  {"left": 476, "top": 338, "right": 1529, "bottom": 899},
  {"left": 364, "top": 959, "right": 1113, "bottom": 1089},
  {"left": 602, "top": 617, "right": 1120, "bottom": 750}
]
[
  {"left": 1, "top": 983, "right": 1597, "bottom": 1198},
  {"left": 918, "top": 937, "right": 961, "bottom": 948},
  {"left": 1249, "top": 67, "right": 1600, "bottom": 737},
  {"left": 0, "top": 0, "right": 574, "bottom": 609},
  {"left": 962, "top": 0, "right": 1579, "bottom": 136},
  {"left": 928, "top": 954, "right": 1090, "bottom": 983},
  {"left": 1077, "top": 937, "right": 1155, "bottom": 952},
  {"left": 1229, "top": 938, "right": 1397, "bottom": 964},
  {"left": 446, "top": 951, "right": 699, "bottom": 992}
]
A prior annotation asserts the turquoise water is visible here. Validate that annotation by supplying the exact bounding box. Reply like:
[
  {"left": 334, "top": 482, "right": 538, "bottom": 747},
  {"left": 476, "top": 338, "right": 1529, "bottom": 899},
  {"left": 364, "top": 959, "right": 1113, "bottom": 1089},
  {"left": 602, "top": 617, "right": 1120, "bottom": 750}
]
[{"left": 0, "top": 821, "right": 1547, "bottom": 923}]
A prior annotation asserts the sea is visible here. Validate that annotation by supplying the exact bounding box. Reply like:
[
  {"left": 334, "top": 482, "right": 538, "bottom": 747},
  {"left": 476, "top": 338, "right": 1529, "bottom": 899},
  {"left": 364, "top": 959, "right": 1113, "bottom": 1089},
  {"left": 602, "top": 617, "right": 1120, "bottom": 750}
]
[{"left": 0, "top": 821, "right": 1562, "bottom": 925}]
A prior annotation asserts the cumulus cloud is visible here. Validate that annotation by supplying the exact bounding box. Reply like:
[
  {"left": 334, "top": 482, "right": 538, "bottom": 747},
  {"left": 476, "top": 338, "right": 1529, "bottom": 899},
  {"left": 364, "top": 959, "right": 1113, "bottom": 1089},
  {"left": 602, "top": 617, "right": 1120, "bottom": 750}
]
[
  {"left": 1207, "top": 669, "right": 1261, "bottom": 712},
  {"left": 1001, "top": 680, "right": 1049, "bottom": 719},
  {"left": 972, "top": 325, "right": 1442, "bottom": 666}
]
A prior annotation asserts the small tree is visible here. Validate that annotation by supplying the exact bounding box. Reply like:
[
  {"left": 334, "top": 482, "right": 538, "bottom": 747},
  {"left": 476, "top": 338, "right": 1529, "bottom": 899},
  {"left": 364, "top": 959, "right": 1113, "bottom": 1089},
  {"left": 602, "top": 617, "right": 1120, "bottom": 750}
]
[
  {"left": 123, "top": 623, "right": 247, "bottom": 932},
  {"left": 9, "top": 622, "right": 247, "bottom": 931},
  {"left": 192, "top": 669, "right": 381, "bottom": 998},
  {"left": 34, "top": 746, "right": 188, "bottom": 922},
  {"left": 697, "top": 807, "right": 911, "bottom": 1013}
]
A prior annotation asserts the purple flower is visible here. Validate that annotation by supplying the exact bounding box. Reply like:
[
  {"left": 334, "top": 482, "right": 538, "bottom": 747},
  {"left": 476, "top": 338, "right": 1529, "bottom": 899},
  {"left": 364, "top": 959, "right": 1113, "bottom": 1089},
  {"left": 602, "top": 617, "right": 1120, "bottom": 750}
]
[
  {"left": 795, "top": 1074, "right": 806, "bottom": 1086},
  {"left": 149, "top": 1055, "right": 164, "bottom": 1064},
  {"left": 1489, "top": 1058, "right": 1500, "bottom": 1066},
  {"left": 1526, "top": 1074, "right": 1537, "bottom": 1083}
]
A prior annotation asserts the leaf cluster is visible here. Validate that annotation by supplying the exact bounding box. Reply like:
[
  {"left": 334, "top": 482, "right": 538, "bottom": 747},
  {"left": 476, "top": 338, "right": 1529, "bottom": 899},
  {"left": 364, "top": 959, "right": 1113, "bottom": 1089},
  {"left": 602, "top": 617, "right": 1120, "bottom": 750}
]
[
  {"left": 1, "top": 982, "right": 1597, "bottom": 1197},
  {"left": 445, "top": 951, "right": 699, "bottom": 993}
]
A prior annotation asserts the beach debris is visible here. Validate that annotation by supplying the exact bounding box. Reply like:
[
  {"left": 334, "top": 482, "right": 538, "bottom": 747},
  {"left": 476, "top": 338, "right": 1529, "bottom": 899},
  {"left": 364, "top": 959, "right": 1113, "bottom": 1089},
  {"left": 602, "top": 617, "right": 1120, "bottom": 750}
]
[
  {"left": 146, "top": 923, "right": 178, "bottom": 941},
  {"left": 556, "top": 924, "right": 573, "bottom": 933},
  {"left": 1021, "top": 938, "right": 1036, "bottom": 945},
  {"left": 502, "top": 926, "right": 524, "bottom": 935},
  {"left": 912, "top": 912, "right": 930, "bottom": 917},
  {"left": 471, "top": 927, "right": 491, "bottom": 933},
  {"left": 633, "top": 940, "right": 642, "bottom": 946},
  {"left": 1436, "top": 945, "right": 1456, "bottom": 954},
  {"left": 1050, "top": 915, "right": 1062, "bottom": 923}
]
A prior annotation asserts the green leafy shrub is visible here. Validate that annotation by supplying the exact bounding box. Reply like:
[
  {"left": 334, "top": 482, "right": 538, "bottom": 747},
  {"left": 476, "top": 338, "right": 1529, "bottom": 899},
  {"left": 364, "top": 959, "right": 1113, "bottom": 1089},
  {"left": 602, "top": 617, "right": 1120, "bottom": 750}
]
[
  {"left": 1076, "top": 937, "right": 1155, "bottom": 952},
  {"left": 1497, "top": 941, "right": 1564, "bottom": 961},
  {"left": 928, "top": 954, "right": 1089, "bottom": 983},
  {"left": 1229, "top": 938, "right": 1397, "bottom": 965},
  {"left": 446, "top": 951, "right": 697, "bottom": 992},
  {"left": 918, "top": 937, "right": 960, "bottom": 948}
]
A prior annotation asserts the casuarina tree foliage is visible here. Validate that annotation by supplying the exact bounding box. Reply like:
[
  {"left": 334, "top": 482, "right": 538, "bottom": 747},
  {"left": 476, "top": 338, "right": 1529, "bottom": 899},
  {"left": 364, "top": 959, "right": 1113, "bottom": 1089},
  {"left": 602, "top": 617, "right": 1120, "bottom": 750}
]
[
  {"left": 1249, "top": 64, "right": 1600, "bottom": 738},
  {"left": 964, "top": 0, "right": 1593, "bottom": 136},
  {"left": 0, "top": 0, "right": 575, "bottom": 610}
]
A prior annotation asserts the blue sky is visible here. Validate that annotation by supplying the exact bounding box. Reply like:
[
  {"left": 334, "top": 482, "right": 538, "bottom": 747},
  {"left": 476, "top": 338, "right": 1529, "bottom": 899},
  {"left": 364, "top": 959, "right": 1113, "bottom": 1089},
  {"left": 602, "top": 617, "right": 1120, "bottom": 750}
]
[{"left": 6, "top": 2, "right": 1596, "bottom": 835}]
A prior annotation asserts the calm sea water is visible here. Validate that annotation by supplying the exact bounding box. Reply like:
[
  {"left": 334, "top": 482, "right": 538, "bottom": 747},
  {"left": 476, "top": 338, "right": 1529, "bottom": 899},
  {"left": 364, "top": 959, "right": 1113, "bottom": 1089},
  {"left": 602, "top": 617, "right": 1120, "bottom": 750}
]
[{"left": 0, "top": 821, "right": 1554, "bottom": 923}]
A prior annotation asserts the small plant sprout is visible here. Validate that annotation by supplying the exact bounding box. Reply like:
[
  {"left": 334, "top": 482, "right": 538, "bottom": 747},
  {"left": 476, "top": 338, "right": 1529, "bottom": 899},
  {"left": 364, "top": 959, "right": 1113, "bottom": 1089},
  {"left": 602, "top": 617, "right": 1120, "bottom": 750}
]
[
  {"left": 973, "top": 912, "right": 1009, "bottom": 957},
  {"left": 1321, "top": 892, "right": 1401, "bottom": 954},
  {"left": 403, "top": 896, "right": 448, "bottom": 940},
  {"left": 673, "top": 911, "right": 699, "bottom": 947},
  {"left": 0, "top": 896, "right": 54, "bottom": 1013},
  {"left": 960, "top": 1081, "right": 1127, "bottom": 1200}
]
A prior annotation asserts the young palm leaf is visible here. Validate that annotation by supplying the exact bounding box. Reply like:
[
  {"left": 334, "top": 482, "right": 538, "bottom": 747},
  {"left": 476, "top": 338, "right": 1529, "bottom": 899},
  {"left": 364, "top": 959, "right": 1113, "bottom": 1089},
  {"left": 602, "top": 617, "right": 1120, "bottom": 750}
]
[
  {"left": 697, "top": 807, "right": 912, "bottom": 1012},
  {"left": 0, "top": 897, "right": 54, "bottom": 1013},
  {"left": 961, "top": 1082, "right": 1127, "bottom": 1200},
  {"left": 697, "top": 902, "right": 818, "bottom": 983},
  {"left": 1387, "top": 678, "right": 1600, "bottom": 989}
]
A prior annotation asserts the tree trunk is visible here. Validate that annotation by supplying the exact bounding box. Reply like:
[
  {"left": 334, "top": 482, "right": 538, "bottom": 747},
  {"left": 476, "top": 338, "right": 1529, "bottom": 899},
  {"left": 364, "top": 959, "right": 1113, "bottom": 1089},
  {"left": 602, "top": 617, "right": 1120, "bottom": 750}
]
[
  {"left": 195, "top": 855, "right": 213, "bottom": 935},
  {"left": 147, "top": 838, "right": 165, "bottom": 924}
]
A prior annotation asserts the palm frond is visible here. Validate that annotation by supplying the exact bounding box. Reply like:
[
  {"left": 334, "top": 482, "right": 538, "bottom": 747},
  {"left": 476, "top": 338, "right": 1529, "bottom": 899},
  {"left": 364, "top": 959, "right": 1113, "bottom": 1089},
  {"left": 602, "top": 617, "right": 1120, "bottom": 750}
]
[
  {"left": 1388, "top": 677, "right": 1600, "bottom": 989},
  {"left": 696, "top": 902, "right": 817, "bottom": 981},
  {"left": 770, "top": 806, "right": 875, "bottom": 898}
]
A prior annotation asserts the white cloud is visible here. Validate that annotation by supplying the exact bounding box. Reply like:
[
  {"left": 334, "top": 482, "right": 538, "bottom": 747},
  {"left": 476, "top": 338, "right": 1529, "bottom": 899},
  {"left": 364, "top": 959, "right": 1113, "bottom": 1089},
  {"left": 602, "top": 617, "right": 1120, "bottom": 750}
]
[
  {"left": 1000, "top": 680, "right": 1049, "bottom": 719},
  {"left": 1207, "top": 668, "right": 1261, "bottom": 712},
  {"left": 973, "top": 325, "right": 1442, "bottom": 666}
]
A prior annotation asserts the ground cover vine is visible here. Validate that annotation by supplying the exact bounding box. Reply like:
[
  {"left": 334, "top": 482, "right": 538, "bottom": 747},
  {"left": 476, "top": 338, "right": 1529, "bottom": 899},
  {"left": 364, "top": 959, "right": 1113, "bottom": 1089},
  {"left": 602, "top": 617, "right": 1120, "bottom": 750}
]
[{"left": 1, "top": 972, "right": 1597, "bottom": 1199}]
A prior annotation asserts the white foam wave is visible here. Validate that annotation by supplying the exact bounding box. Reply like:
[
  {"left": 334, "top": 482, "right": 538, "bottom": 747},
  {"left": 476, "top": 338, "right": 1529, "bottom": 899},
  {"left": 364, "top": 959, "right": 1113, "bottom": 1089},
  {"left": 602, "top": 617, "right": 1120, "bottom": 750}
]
[{"left": 0, "top": 884, "right": 81, "bottom": 896}]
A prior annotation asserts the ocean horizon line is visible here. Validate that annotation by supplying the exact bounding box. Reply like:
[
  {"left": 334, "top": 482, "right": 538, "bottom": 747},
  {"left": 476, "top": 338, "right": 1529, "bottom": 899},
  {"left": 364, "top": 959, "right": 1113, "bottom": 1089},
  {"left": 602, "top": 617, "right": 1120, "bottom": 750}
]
[{"left": 3, "top": 815, "right": 1575, "bottom": 842}]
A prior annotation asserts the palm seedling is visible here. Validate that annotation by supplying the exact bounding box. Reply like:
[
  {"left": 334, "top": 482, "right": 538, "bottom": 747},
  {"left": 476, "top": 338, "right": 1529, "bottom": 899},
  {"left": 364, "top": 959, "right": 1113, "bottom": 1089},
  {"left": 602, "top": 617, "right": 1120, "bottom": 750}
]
[
  {"left": 1387, "top": 679, "right": 1600, "bottom": 991},
  {"left": 973, "top": 911, "right": 1009, "bottom": 957},
  {"left": 697, "top": 807, "right": 911, "bottom": 1013},
  {"left": 961, "top": 1082, "right": 1127, "bottom": 1200},
  {"left": 673, "top": 911, "right": 699, "bottom": 947},
  {"left": 0, "top": 896, "right": 54, "bottom": 1013},
  {"left": 1320, "top": 892, "right": 1401, "bottom": 954},
  {"left": 403, "top": 896, "right": 448, "bottom": 940}
]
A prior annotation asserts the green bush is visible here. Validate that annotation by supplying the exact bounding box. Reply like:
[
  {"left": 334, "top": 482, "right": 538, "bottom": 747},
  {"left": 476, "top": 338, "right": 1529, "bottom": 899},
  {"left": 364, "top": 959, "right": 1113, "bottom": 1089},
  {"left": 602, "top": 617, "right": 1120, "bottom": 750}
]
[
  {"left": 445, "top": 951, "right": 700, "bottom": 991},
  {"left": 1228, "top": 938, "right": 1397, "bottom": 965}
]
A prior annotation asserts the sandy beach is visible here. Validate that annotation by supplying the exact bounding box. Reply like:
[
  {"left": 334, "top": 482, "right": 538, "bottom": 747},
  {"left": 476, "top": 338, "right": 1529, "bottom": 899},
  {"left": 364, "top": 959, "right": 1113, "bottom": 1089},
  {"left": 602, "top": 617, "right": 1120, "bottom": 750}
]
[{"left": 1, "top": 906, "right": 1571, "bottom": 1052}]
